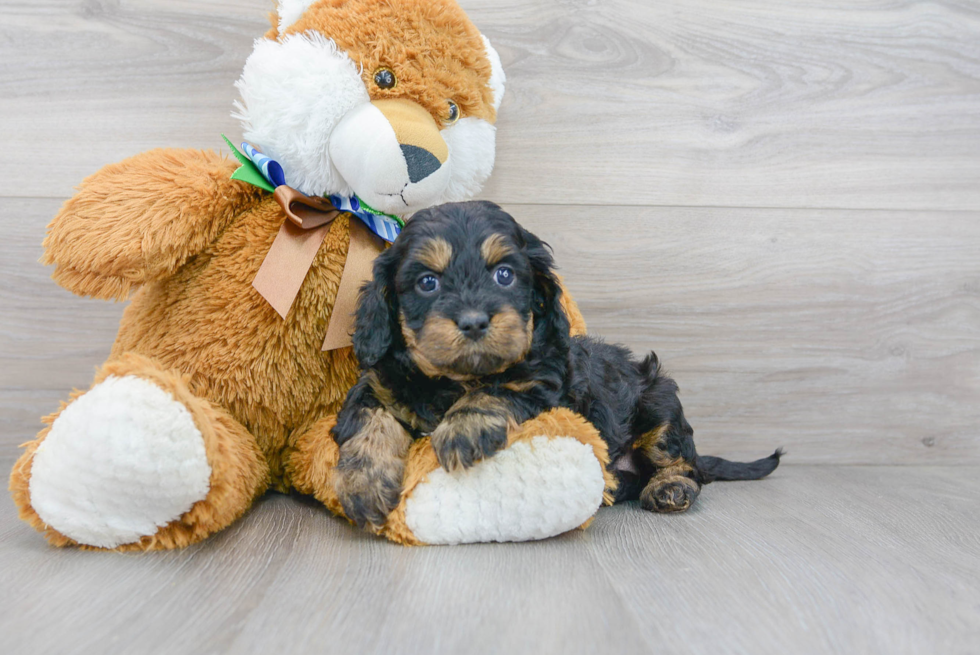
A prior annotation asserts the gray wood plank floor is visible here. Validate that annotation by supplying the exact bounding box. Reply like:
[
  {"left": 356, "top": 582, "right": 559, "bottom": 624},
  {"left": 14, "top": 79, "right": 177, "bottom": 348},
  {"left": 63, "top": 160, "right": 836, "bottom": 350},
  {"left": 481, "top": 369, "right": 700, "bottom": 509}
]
[
  {"left": 2, "top": 466, "right": 978, "bottom": 655},
  {"left": 2, "top": 1, "right": 978, "bottom": 654}
]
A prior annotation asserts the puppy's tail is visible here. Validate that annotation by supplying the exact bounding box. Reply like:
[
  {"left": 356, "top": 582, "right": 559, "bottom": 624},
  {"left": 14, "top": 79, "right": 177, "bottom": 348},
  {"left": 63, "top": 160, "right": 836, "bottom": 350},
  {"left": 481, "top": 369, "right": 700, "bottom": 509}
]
[{"left": 695, "top": 448, "right": 783, "bottom": 483}]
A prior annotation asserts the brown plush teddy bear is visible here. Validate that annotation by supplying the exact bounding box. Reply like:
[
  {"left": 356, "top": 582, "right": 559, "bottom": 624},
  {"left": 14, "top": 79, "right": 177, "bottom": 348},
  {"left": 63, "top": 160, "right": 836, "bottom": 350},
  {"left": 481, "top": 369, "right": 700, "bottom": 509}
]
[{"left": 9, "top": 0, "right": 612, "bottom": 550}]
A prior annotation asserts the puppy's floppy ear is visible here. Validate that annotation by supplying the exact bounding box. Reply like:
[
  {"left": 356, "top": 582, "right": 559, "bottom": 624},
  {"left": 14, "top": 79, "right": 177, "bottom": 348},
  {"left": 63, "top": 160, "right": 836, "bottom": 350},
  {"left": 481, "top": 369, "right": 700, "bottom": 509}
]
[
  {"left": 353, "top": 246, "right": 400, "bottom": 368},
  {"left": 520, "top": 227, "right": 570, "bottom": 346}
]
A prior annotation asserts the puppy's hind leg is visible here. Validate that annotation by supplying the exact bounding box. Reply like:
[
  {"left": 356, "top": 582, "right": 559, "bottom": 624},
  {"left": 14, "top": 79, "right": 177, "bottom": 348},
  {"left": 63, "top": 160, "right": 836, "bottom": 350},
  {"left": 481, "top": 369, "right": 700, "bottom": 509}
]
[
  {"left": 631, "top": 355, "right": 702, "bottom": 513},
  {"left": 635, "top": 424, "right": 702, "bottom": 513}
]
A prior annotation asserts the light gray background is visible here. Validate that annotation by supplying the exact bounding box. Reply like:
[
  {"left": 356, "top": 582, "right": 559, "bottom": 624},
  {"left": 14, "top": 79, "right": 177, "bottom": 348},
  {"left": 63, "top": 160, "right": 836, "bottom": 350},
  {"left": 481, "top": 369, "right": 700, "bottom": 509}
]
[{"left": 1, "top": 1, "right": 978, "bottom": 653}]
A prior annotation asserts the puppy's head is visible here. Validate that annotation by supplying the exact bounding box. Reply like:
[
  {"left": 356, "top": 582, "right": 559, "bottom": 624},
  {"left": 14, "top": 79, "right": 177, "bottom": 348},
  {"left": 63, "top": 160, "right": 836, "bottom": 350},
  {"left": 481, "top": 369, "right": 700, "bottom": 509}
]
[{"left": 353, "top": 201, "right": 568, "bottom": 379}]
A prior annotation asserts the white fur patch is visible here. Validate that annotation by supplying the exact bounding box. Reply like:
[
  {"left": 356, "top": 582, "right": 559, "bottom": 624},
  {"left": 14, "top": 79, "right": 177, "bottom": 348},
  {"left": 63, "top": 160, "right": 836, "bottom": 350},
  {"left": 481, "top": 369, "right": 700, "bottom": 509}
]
[
  {"left": 481, "top": 35, "right": 507, "bottom": 111},
  {"left": 234, "top": 32, "right": 370, "bottom": 198},
  {"left": 277, "top": 0, "right": 318, "bottom": 34},
  {"left": 29, "top": 375, "right": 212, "bottom": 549},
  {"left": 441, "top": 117, "right": 496, "bottom": 204},
  {"left": 404, "top": 436, "right": 605, "bottom": 545}
]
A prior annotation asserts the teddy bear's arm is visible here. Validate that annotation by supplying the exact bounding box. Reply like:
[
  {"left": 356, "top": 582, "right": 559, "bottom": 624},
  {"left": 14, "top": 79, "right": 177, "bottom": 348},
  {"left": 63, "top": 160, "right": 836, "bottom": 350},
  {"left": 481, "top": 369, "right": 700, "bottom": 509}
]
[{"left": 43, "top": 148, "right": 263, "bottom": 300}]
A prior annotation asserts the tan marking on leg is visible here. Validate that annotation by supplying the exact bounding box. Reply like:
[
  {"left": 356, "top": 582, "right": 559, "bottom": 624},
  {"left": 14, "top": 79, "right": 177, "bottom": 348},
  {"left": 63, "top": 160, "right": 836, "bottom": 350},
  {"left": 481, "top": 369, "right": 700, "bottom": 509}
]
[
  {"left": 414, "top": 237, "right": 453, "bottom": 272},
  {"left": 635, "top": 423, "right": 699, "bottom": 512},
  {"left": 480, "top": 233, "right": 515, "bottom": 266},
  {"left": 333, "top": 408, "right": 413, "bottom": 532},
  {"left": 501, "top": 380, "right": 540, "bottom": 393},
  {"left": 431, "top": 393, "right": 516, "bottom": 471},
  {"left": 636, "top": 424, "right": 693, "bottom": 472},
  {"left": 365, "top": 370, "right": 425, "bottom": 431}
]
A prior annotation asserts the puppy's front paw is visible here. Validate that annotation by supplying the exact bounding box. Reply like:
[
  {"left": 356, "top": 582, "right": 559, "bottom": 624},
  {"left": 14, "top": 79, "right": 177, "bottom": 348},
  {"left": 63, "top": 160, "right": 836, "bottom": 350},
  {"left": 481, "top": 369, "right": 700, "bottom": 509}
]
[
  {"left": 431, "top": 408, "right": 509, "bottom": 472},
  {"left": 333, "top": 409, "right": 412, "bottom": 532},
  {"left": 334, "top": 454, "right": 404, "bottom": 532}
]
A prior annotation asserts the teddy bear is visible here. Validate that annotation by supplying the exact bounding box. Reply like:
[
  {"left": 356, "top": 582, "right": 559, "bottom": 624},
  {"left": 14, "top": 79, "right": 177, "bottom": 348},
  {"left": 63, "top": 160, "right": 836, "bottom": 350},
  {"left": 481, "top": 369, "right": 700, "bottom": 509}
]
[{"left": 9, "top": 0, "right": 613, "bottom": 550}]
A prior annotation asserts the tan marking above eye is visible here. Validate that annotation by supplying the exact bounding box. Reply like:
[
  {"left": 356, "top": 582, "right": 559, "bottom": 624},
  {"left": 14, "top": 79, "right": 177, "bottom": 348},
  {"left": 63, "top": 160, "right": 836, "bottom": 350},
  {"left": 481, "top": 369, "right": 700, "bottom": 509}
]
[
  {"left": 415, "top": 237, "right": 453, "bottom": 272},
  {"left": 480, "top": 234, "right": 515, "bottom": 266}
]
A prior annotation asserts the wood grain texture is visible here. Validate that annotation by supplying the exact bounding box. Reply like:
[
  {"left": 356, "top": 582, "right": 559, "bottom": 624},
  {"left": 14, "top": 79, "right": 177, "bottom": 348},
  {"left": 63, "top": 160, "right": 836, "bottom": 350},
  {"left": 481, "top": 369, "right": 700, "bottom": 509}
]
[
  {"left": 2, "top": 2, "right": 979, "bottom": 652},
  {"left": 1, "top": 0, "right": 979, "bottom": 209},
  {"left": 2, "top": 466, "right": 978, "bottom": 655},
  {"left": 3, "top": 198, "right": 976, "bottom": 465}
]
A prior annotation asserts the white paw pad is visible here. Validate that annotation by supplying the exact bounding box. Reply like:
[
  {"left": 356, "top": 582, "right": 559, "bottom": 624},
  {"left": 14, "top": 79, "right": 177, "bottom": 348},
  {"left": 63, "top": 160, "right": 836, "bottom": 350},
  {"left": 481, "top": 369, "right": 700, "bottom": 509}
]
[
  {"left": 29, "top": 375, "right": 211, "bottom": 548},
  {"left": 404, "top": 436, "right": 605, "bottom": 545}
]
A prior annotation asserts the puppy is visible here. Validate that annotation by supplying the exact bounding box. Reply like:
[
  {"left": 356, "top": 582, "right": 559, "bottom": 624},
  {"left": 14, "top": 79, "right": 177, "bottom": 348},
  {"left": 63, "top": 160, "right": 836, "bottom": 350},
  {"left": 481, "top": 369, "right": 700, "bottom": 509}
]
[{"left": 332, "top": 201, "right": 781, "bottom": 531}]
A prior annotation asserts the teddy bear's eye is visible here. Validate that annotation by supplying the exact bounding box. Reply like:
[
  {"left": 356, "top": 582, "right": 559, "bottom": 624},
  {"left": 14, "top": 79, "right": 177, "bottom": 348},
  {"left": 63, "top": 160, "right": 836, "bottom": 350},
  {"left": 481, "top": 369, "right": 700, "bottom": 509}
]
[
  {"left": 374, "top": 67, "right": 396, "bottom": 90},
  {"left": 446, "top": 100, "right": 460, "bottom": 125}
]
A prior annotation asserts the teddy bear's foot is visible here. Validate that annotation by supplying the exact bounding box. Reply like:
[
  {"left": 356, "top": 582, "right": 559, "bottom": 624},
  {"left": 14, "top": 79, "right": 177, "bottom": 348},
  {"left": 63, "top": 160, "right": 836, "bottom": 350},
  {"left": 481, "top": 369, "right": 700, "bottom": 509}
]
[
  {"left": 10, "top": 353, "right": 270, "bottom": 551},
  {"left": 287, "top": 408, "right": 616, "bottom": 545},
  {"left": 391, "top": 408, "right": 616, "bottom": 545}
]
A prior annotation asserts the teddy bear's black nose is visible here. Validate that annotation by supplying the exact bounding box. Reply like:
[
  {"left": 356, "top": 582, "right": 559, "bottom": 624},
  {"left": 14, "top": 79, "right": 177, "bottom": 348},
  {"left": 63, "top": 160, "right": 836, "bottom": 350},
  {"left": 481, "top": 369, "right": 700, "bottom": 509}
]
[
  {"left": 456, "top": 310, "right": 490, "bottom": 340},
  {"left": 401, "top": 144, "right": 442, "bottom": 183}
]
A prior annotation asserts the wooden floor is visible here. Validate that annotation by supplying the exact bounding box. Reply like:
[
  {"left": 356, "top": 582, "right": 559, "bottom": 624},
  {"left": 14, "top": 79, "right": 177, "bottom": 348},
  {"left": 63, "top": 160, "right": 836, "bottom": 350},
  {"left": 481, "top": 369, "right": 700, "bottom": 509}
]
[
  {"left": 2, "top": 466, "right": 979, "bottom": 655},
  {"left": 2, "top": 1, "right": 979, "bottom": 653}
]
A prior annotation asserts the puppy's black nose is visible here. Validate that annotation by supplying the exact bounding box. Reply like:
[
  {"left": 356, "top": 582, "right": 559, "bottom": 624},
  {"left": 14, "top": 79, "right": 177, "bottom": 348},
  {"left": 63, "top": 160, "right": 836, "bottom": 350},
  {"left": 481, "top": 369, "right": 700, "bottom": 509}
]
[{"left": 456, "top": 311, "right": 490, "bottom": 340}]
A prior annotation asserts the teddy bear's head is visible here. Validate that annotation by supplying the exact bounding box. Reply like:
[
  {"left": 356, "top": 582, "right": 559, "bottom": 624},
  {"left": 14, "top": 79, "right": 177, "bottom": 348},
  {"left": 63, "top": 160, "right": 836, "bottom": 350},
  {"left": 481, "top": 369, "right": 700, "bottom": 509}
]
[{"left": 233, "top": 0, "right": 505, "bottom": 217}]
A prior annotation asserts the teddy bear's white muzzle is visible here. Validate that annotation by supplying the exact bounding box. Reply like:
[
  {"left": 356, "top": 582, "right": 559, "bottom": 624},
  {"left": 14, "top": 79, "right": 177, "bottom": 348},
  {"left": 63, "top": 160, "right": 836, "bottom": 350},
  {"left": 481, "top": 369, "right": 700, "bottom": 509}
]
[{"left": 330, "top": 99, "right": 452, "bottom": 215}]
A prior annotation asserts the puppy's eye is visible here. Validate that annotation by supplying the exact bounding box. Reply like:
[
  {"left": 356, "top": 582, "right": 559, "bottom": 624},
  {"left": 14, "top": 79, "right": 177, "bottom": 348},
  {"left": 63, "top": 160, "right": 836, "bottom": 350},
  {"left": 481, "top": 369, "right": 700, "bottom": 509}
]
[
  {"left": 446, "top": 100, "right": 460, "bottom": 125},
  {"left": 493, "top": 266, "right": 515, "bottom": 287},
  {"left": 417, "top": 273, "right": 440, "bottom": 294},
  {"left": 374, "top": 67, "right": 396, "bottom": 89}
]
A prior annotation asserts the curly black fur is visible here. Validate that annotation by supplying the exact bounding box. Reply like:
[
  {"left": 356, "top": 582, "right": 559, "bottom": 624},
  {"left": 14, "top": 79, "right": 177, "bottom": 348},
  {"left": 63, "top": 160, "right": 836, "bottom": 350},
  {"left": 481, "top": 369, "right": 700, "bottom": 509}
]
[{"left": 333, "top": 201, "right": 781, "bottom": 524}]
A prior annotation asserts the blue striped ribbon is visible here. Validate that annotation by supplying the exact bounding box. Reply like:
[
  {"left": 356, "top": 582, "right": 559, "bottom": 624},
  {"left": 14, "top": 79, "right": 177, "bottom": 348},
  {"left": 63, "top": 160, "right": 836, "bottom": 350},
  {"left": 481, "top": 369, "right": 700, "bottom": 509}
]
[
  {"left": 328, "top": 194, "right": 404, "bottom": 243},
  {"left": 241, "top": 141, "right": 404, "bottom": 243},
  {"left": 240, "top": 142, "right": 286, "bottom": 188}
]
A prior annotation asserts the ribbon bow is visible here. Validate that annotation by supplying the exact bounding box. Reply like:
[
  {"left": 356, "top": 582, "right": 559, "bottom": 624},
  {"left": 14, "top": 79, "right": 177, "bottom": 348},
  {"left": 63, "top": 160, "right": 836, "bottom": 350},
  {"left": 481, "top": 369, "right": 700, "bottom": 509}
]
[{"left": 223, "top": 135, "right": 390, "bottom": 351}]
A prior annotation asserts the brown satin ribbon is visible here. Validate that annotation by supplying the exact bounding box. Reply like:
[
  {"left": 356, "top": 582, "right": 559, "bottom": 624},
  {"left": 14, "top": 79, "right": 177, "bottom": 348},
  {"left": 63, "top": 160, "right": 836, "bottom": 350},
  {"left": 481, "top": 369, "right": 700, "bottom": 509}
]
[{"left": 252, "top": 186, "right": 385, "bottom": 351}]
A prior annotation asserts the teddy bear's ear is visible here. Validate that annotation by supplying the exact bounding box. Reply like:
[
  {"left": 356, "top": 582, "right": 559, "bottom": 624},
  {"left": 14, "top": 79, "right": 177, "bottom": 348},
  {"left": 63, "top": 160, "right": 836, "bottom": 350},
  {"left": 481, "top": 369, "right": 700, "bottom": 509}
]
[
  {"left": 277, "top": 0, "right": 319, "bottom": 34},
  {"left": 481, "top": 35, "right": 507, "bottom": 112}
]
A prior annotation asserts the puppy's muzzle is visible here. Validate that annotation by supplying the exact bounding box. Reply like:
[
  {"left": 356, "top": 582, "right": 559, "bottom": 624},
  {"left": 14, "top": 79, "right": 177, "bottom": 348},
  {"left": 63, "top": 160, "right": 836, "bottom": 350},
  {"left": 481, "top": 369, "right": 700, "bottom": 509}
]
[
  {"left": 402, "top": 308, "right": 533, "bottom": 380},
  {"left": 456, "top": 310, "right": 490, "bottom": 341}
]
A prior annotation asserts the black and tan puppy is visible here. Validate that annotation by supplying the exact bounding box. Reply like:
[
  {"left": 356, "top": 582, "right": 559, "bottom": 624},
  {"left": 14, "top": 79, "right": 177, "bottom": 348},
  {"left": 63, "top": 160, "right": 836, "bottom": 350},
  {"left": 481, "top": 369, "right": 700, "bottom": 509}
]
[{"left": 332, "top": 201, "right": 781, "bottom": 531}]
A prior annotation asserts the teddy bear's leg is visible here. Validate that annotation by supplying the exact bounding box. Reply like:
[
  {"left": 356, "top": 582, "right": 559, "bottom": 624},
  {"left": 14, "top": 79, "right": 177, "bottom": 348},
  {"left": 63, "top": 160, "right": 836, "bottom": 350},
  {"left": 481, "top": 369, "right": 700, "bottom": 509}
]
[
  {"left": 9, "top": 353, "right": 270, "bottom": 551},
  {"left": 285, "top": 415, "right": 344, "bottom": 518},
  {"left": 286, "top": 408, "right": 616, "bottom": 545},
  {"left": 386, "top": 408, "right": 616, "bottom": 545}
]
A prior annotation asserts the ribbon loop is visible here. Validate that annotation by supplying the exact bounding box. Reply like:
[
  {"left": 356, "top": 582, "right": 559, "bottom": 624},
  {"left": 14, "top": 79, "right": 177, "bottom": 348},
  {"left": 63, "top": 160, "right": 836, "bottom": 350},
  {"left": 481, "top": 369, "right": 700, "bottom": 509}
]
[
  {"left": 273, "top": 185, "right": 341, "bottom": 229},
  {"left": 252, "top": 185, "right": 385, "bottom": 350}
]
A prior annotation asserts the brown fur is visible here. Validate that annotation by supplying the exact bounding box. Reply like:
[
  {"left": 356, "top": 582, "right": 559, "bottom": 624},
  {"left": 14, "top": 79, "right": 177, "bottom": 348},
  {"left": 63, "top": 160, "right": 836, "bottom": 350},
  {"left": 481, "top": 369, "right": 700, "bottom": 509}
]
[
  {"left": 284, "top": 415, "right": 343, "bottom": 517},
  {"left": 430, "top": 392, "right": 517, "bottom": 471},
  {"left": 558, "top": 277, "right": 588, "bottom": 337},
  {"left": 401, "top": 308, "right": 532, "bottom": 380},
  {"left": 333, "top": 408, "right": 414, "bottom": 531},
  {"left": 12, "top": 152, "right": 596, "bottom": 548},
  {"left": 382, "top": 407, "right": 616, "bottom": 545},
  {"left": 277, "top": 0, "right": 496, "bottom": 125},
  {"left": 9, "top": 353, "right": 270, "bottom": 551},
  {"left": 42, "top": 149, "right": 264, "bottom": 300},
  {"left": 415, "top": 237, "right": 453, "bottom": 272},
  {"left": 635, "top": 425, "right": 700, "bottom": 513},
  {"left": 365, "top": 370, "right": 425, "bottom": 431},
  {"left": 10, "top": 1, "right": 600, "bottom": 544},
  {"left": 480, "top": 233, "right": 514, "bottom": 266}
]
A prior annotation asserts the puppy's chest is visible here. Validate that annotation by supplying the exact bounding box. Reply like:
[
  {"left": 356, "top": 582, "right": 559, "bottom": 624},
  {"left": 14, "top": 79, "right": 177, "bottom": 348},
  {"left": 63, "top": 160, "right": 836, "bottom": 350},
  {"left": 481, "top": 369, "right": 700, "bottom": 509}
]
[{"left": 375, "top": 382, "right": 469, "bottom": 439}]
